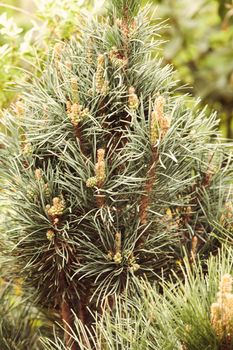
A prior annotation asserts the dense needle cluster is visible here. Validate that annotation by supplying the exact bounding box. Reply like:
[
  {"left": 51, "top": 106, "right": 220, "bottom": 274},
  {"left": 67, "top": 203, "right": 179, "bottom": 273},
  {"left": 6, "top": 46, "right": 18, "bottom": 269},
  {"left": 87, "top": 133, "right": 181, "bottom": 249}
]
[
  {"left": 0, "top": 0, "right": 233, "bottom": 348},
  {"left": 211, "top": 274, "right": 233, "bottom": 341}
]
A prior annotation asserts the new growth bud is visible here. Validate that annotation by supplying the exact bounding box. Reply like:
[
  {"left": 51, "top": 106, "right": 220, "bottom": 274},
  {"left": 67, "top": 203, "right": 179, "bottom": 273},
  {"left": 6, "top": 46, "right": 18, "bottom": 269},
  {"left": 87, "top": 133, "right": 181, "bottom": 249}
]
[
  {"left": 150, "top": 111, "right": 158, "bottom": 145},
  {"left": 113, "top": 232, "right": 122, "bottom": 264},
  {"left": 16, "top": 100, "right": 25, "bottom": 118},
  {"left": 86, "top": 177, "right": 97, "bottom": 188},
  {"left": 115, "top": 17, "right": 137, "bottom": 38},
  {"left": 44, "top": 183, "right": 51, "bottom": 198},
  {"left": 46, "top": 197, "right": 65, "bottom": 224},
  {"left": 46, "top": 229, "right": 55, "bottom": 241},
  {"left": 66, "top": 100, "right": 72, "bottom": 114},
  {"left": 116, "top": 18, "right": 129, "bottom": 40},
  {"left": 211, "top": 273, "right": 233, "bottom": 339},
  {"left": 68, "top": 103, "right": 90, "bottom": 127},
  {"left": 113, "top": 252, "right": 122, "bottom": 264},
  {"left": 128, "top": 254, "right": 140, "bottom": 272},
  {"left": 54, "top": 43, "right": 65, "bottom": 71},
  {"left": 156, "top": 95, "right": 170, "bottom": 137},
  {"left": 71, "top": 77, "right": 79, "bottom": 103},
  {"left": 220, "top": 201, "right": 233, "bottom": 231},
  {"left": 65, "top": 60, "right": 72, "bottom": 71},
  {"left": 128, "top": 87, "right": 139, "bottom": 110},
  {"left": 86, "top": 149, "right": 106, "bottom": 189},
  {"left": 150, "top": 95, "right": 171, "bottom": 143},
  {"left": 35, "top": 169, "right": 42, "bottom": 180},
  {"left": 95, "top": 54, "right": 109, "bottom": 95},
  {"left": 115, "top": 232, "right": 121, "bottom": 254},
  {"left": 191, "top": 235, "right": 198, "bottom": 262},
  {"left": 22, "top": 142, "right": 32, "bottom": 155},
  {"left": 109, "top": 46, "right": 128, "bottom": 68},
  {"left": 95, "top": 149, "right": 106, "bottom": 186},
  {"left": 220, "top": 274, "right": 233, "bottom": 294}
]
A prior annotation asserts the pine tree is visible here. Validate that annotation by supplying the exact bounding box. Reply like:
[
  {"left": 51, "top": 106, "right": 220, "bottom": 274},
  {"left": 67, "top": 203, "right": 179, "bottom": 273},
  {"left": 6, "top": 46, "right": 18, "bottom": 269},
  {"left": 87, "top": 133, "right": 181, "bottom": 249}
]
[
  {"left": 0, "top": 0, "right": 233, "bottom": 348},
  {"left": 60, "top": 246, "right": 232, "bottom": 350}
]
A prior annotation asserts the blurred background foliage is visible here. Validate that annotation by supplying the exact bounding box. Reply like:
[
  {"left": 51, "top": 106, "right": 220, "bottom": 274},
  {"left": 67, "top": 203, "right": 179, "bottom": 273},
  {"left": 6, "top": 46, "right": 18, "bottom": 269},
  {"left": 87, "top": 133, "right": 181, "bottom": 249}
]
[
  {"left": 155, "top": 0, "right": 233, "bottom": 138},
  {"left": 0, "top": 0, "right": 105, "bottom": 108},
  {"left": 0, "top": 0, "right": 232, "bottom": 136}
]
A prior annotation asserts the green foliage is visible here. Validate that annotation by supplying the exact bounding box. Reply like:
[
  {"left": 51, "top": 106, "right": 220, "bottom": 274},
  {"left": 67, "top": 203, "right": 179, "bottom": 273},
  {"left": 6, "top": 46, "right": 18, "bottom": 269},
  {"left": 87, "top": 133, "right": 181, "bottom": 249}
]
[
  {"left": 0, "top": 9, "right": 25, "bottom": 108},
  {"left": 0, "top": 0, "right": 102, "bottom": 109},
  {"left": 153, "top": 0, "right": 233, "bottom": 138},
  {"left": 0, "top": 0, "right": 233, "bottom": 348},
  {"left": 109, "top": 0, "right": 141, "bottom": 18},
  {"left": 0, "top": 281, "right": 42, "bottom": 350},
  {"left": 41, "top": 247, "right": 233, "bottom": 350}
]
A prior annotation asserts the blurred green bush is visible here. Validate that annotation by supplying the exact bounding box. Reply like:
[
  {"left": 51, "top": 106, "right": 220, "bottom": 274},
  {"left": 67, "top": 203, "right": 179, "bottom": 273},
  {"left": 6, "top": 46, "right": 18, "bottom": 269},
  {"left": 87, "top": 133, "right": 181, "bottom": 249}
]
[
  {"left": 153, "top": 0, "right": 233, "bottom": 138},
  {"left": 0, "top": 0, "right": 104, "bottom": 109},
  {"left": 0, "top": 0, "right": 232, "bottom": 137}
]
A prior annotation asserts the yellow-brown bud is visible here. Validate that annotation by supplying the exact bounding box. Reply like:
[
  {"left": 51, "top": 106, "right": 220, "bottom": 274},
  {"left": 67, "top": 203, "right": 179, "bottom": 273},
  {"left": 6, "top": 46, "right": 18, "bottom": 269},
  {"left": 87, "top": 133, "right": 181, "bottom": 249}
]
[
  {"left": 47, "top": 197, "right": 65, "bottom": 218},
  {"left": 95, "top": 161, "right": 106, "bottom": 184},
  {"left": 109, "top": 46, "right": 118, "bottom": 59},
  {"left": 211, "top": 273, "right": 233, "bottom": 338},
  {"left": 26, "top": 185, "right": 36, "bottom": 201},
  {"left": 113, "top": 252, "right": 122, "bottom": 264},
  {"left": 109, "top": 47, "right": 128, "bottom": 68},
  {"left": 22, "top": 142, "right": 32, "bottom": 155},
  {"left": 220, "top": 274, "right": 232, "bottom": 294},
  {"left": 16, "top": 100, "right": 25, "bottom": 118},
  {"left": 97, "top": 54, "right": 105, "bottom": 66},
  {"left": 65, "top": 60, "right": 72, "bottom": 70},
  {"left": 68, "top": 103, "right": 89, "bottom": 126},
  {"left": 191, "top": 235, "right": 198, "bottom": 261},
  {"left": 130, "top": 263, "right": 140, "bottom": 272},
  {"left": 44, "top": 183, "right": 51, "bottom": 197},
  {"left": 66, "top": 100, "right": 72, "bottom": 114},
  {"left": 101, "top": 80, "right": 109, "bottom": 95},
  {"left": 95, "top": 149, "right": 106, "bottom": 185},
  {"left": 95, "top": 54, "right": 108, "bottom": 95},
  {"left": 97, "top": 148, "right": 105, "bottom": 162},
  {"left": 115, "top": 18, "right": 129, "bottom": 40},
  {"left": 128, "top": 86, "right": 139, "bottom": 110},
  {"left": 107, "top": 251, "right": 114, "bottom": 261},
  {"left": 46, "top": 229, "right": 55, "bottom": 241},
  {"left": 225, "top": 202, "right": 233, "bottom": 220},
  {"left": 35, "top": 169, "right": 42, "bottom": 180},
  {"left": 150, "top": 110, "right": 158, "bottom": 145},
  {"left": 153, "top": 95, "right": 170, "bottom": 139},
  {"left": 86, "top": 177, "right": 97, "bottom": 188},
  {"left": 71, "top": 77, "right": 79, "bottom": 103}
]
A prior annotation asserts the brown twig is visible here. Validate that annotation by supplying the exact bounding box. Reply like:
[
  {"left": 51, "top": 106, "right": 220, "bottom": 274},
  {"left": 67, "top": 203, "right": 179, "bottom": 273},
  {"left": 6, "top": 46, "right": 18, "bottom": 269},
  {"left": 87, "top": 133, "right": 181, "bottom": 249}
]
[
  {"left": 61, "top": 299, "right": 77, "bottom": 350},
  {"left": 139, "top": 146, "right": 158, "bottom": 225},
  {"left": 74, "top": 124, "right": 86, "bottom": 155},
  {"left": 96, "top": 192, "right": 105, "bottom": 208},
  {"left": 60, "top": 270, "right": 78, "bottom": 350}
]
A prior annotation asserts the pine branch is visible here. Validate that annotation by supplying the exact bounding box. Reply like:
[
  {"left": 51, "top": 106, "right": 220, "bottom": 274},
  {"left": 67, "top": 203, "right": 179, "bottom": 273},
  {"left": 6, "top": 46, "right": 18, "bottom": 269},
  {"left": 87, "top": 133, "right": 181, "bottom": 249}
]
[{"left": 1, "top": 0, "right": 233, "bottom": 348}]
